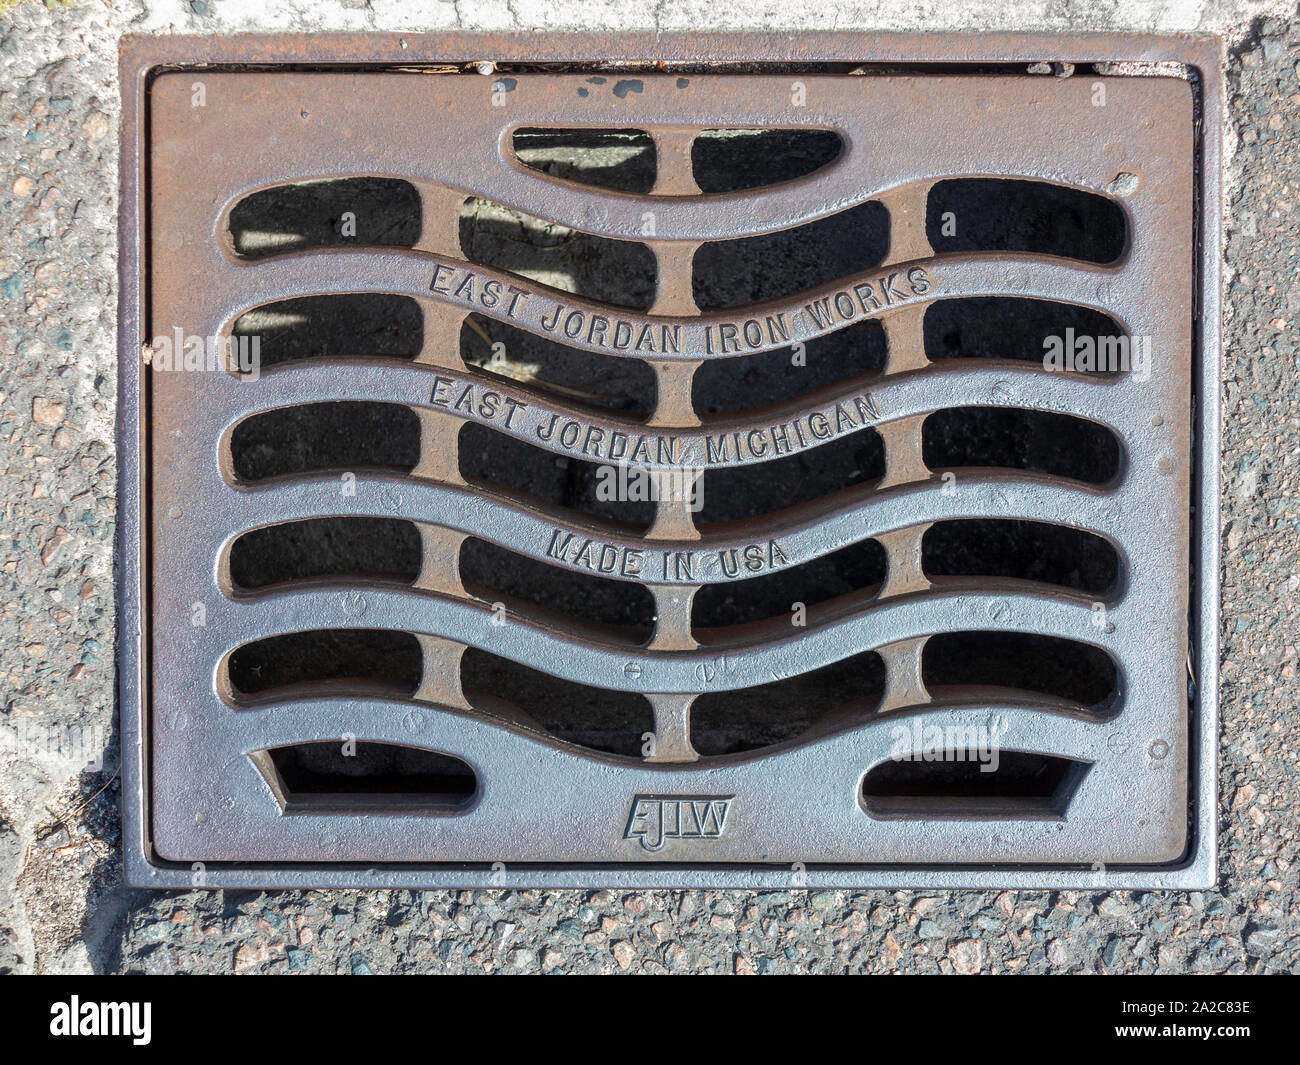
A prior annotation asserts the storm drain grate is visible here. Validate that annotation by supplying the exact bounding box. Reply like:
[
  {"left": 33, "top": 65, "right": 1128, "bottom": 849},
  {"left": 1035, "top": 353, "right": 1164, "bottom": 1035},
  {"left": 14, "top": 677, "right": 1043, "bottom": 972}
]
[{"left": 118, "top": 33, "right": 1222, "bottom": 889}]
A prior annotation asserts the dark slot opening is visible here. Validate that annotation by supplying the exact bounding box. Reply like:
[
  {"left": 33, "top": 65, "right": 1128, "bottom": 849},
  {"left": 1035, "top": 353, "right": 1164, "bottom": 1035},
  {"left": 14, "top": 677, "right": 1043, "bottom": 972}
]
[
  {"left": 926, "top": 178, "right": 1127, "bottom": 264},
  {"left": 861, "top": 751, "right": 1090, "bottom": 819},
  {"left": 691, "top": 129, "right": 844, "bottom": 193},
  {"left": 692, "top": 540, "right": 886, "bottom": 628},
  {"left": 512, "top": 127, "right": 656, "bottom": 193},
  {"left": 227, "top": 177, "right": 422, "bottom": 259},
  {"left": 693, "top": 200, "right": 889, "bottom": 309},
  {"left": 230, "top": 518, "right": 421, "bottom": 590},
  {"left": 230, "top": 401, "right": 421, "bottom": 481},
  {"left": 460, "top": 538, "right": 654, "bottom": 642},
  {"left": 461, "top": 313, "right": 655, "bottom": 416},
  {"left": 461, "top": 649, "right": 653, "bottom": 757},
  {"left": 693, "top": 319, "right": 886, "bottom": 415},
  {"left": 697, "top": 430, "right": 884, "bottom": 525},
  {"left": 690, "top": 651, "right": 885, "bottom": 755},
  {"left": 924, "top": 297, "right": 1127, "bottom": 371},
  {"left": 232, "top": 294, "right": 423, "bottom": 369},
  {"left": 254, "top": 742, "right": 476, "bottom": 814},
  {"left": 458, "top": 422, "right": 654, "bottom": 529},
  {"left": 460, "top": 197, "right": 656, "bottom": 310},
  {"left": 228, "top": 629, "right": 422, "bottom": 697},
  {"left": 922, "top": 408, "right": 1121, "bottom": 485},
  {"left": 922, "top": 632, "right": 1118, "bottom": 710},
  {"left": 921, "top": 519, "right": 1120, "bottom": 596}
]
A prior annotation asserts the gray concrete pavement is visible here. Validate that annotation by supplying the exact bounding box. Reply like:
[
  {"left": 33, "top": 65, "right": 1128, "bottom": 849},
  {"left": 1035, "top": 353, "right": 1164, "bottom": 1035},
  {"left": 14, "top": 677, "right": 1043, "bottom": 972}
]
[{"left": 0, "top": 0, "right": 1296, "bottom": 973}]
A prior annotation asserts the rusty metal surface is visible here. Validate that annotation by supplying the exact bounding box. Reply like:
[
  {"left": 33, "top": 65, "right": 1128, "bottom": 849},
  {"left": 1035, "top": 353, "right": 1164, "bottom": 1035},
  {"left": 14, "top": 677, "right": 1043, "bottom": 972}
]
[{"left": 119, "top": 33, "right": 1221, "bottom": 888}]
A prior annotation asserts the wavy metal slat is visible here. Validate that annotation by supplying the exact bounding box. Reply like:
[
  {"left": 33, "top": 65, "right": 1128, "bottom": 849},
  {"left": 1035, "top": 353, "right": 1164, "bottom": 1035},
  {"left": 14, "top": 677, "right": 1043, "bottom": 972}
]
[
  {"left": 211, "top": 359, "right": 1131, "bottom": 470},
  {"left": 214, "top": 584, "right": 1115, "bottom": 692},
  {"left": 200, "top": 249, "right": 1127, "bottom": 361},
  {"left": 219, "top": 472, "right": 1121, "bottom": 585}
]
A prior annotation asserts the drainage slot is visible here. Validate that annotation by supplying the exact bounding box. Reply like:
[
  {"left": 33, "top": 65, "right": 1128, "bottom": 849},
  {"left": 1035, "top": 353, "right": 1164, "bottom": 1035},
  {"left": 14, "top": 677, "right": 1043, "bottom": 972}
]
[
  {"left": 693, "top": 200, "right": 889, "bottom": 309},
  {"left": 230, "top": 401, "right": 421, "bottom": 481},
  {"left": 460, "top": 197, "right": 656, "bottom": 310},
  {"left": 922, "top": 408, "right": 1121, "bottom": 485},
  {"left": 232, "top": 294, "right": 423, "bottom": 369},
  {"left": 461, "top": 313, "right": 655, "bottom": 416},
  {"left": 227, "top": 177, "right": 422, "bottom": 259},
  {"left": 861, "top": 750, "right": 1090, "bottom": 819},
  {"left": 251, "top": 742, "right": 476, "bottom": 814},
  {"left": 691, "top": 129, "right": 844, "bottom": 193},
  {"left": 692, "top": 540, "right": 886, "bottom": 629},
  {"left": 229, "top": 518, "right": 421, "bottom": 591},
  {"left": 924, "top": 297, "right": 1127, "bottom": 371},
  {"left": 461, "top": 537, "right": 655, "bottom": 642},
  {"left": 693, "top": 319, "right": 885, "bottom": 415},
  {"left": 459, "top": 422, "right": 655, "bottom": 529},
  {"left": 921, "top": 519, "right": 1119, "bottom": 596},
  {"left": 691, "top": 651, "right": 885, "bottom": 755},
  {"left": 228, "top": 629, "right": 423, "bottom": 698},
  {"left": 697, "top": 430, "right": 885, "bottom": 524},
  {"left": 512, "top": 127, "right": 656, "bottom": 193},
  {"left": 922, "top": 632, "right": 1118, "bottom": 710},
  {"left": 926, "top": 178, "right": 1127, "bottom": 264},
  {"left": 461, "top": 649, "right": 653, "bottom": 757}
]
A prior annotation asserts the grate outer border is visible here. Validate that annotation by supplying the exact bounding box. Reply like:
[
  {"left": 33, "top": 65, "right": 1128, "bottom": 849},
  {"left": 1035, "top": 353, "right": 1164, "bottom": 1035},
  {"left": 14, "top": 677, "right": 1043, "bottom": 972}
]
[{"left": 117, "top": 30, "right": 1222, "bottom": 890}]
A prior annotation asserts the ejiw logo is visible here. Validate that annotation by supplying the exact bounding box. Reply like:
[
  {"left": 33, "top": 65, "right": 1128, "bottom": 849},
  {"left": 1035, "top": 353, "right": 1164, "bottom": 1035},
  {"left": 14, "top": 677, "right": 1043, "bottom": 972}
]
[
  {"left": 49, "top": 996, "right": 151, "bottom": 1045},
  {"left": 624, "top": 795, "right": 733, "bottom": 851}
]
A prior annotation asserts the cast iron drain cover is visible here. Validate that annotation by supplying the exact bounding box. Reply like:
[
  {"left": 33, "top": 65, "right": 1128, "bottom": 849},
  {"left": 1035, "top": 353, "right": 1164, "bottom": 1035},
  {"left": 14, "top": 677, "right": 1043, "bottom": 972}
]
[{"left": 118, "top": 33, "right": 1222, "bottom": 889}]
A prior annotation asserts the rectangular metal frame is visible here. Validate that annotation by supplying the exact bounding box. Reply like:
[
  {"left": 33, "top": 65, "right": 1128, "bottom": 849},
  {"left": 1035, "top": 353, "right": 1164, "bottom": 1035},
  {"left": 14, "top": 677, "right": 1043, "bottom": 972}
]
[{"left": 118, "top": 30, "right": 1222, "bottom": 890}]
